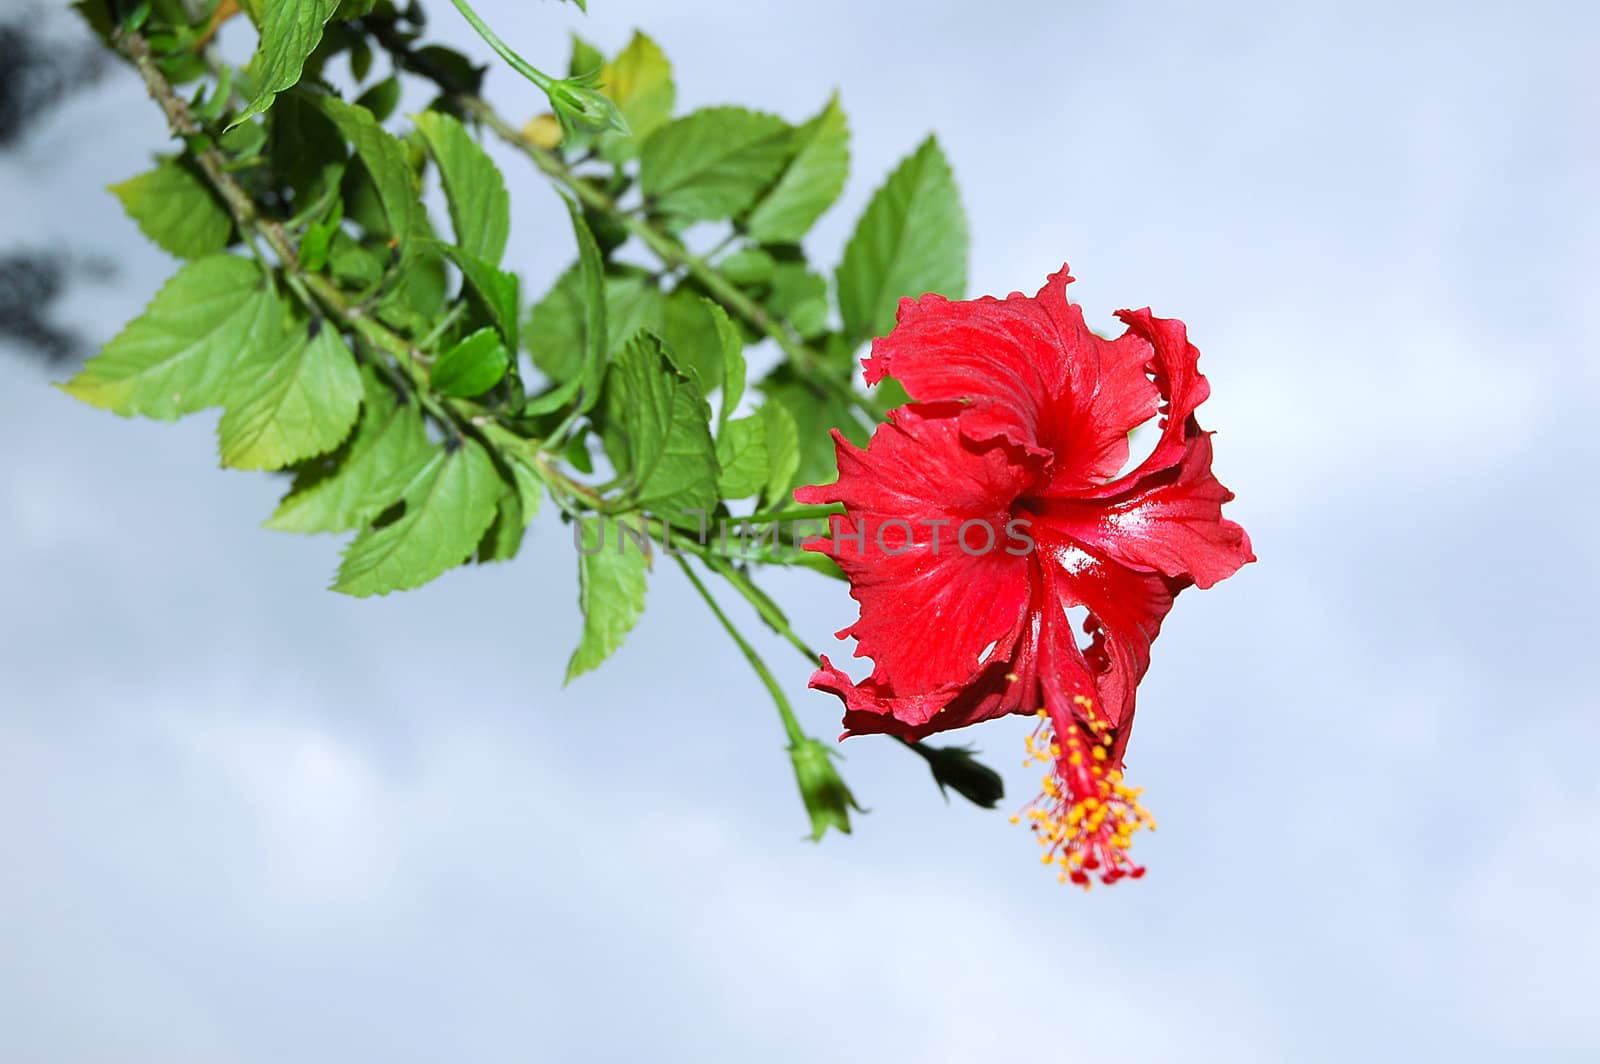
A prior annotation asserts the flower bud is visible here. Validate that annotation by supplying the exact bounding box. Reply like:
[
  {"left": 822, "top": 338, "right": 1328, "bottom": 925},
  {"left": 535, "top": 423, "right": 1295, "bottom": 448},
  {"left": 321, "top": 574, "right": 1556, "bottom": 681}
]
[
  {"left": 788, "top": 738, "right": 864, "bottom": 841},
  {"left": 547, "top": 74, "right": 628, "bottom": 137},
  {"left": 919, "top": 742, "right": 1005, "bottom": 809}
]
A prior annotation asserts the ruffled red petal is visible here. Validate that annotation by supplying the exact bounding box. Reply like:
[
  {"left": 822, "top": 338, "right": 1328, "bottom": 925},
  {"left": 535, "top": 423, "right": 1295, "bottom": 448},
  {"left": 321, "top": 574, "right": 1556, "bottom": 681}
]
[
  {"left": 1028, "top": 429, "right": 1256, "bottom": 590},
  {"left": 796, "top": 403, "right": 1038, "bottom": 706}
]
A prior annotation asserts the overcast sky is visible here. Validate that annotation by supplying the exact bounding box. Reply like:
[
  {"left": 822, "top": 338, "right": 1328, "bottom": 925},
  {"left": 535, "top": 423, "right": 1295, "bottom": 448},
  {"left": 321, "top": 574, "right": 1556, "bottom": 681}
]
[{"left": 2, "top": 0, "right": 1598, "bottom": 1060}]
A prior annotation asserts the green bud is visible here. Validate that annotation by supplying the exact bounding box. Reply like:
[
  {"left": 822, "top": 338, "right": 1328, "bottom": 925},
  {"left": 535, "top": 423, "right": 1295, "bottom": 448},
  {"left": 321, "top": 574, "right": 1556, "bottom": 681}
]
[
  {"left": 547, "top": 74, "right": 629, "bottom": 138},
  {"left": 788, "top": 737, "right": 864, "bottom": 841},
  {"left": 917, "top": 742, "right": 1006, "bottom": 809}
]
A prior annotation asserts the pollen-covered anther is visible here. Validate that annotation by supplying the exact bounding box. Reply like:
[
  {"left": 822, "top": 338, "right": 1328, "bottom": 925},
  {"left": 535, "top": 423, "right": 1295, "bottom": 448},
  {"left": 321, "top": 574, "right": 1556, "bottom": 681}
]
[{"left": 1015, "top": 710, "right": 1156, "bottom": 888}]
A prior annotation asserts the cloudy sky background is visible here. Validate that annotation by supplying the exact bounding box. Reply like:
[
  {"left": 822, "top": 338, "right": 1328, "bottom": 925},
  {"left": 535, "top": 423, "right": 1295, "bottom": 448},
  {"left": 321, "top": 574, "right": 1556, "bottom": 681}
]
[{"left": 3, "top": 0, "right": 1598, "bottom": 1059}]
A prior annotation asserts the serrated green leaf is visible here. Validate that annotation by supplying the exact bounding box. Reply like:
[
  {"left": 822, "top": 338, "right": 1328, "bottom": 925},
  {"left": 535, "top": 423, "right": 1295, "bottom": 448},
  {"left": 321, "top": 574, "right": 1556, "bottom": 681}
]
[
  {"left": 233, "top": 0, "right": 342, "bottom": 127},
  {"left": 716, "top": 414, "right": 768, "bottom": 499},
  {"left": 601, "top": 333, "right": 719, "bottom": 518},
  {"left": 333, "top": 437, "right": 502, "bottom": 596},
  {"left": 567, "top": 514, "right": 650, "bottom": 683},
  {"left": 746, "top": 94, "right": 849, "bottom": 243},
  {"left": 415, "top": 110, "right": 511, "bottom": 265},
  {"left": 598, "top": 32, "right": 674, "bottom": 162},
  {"left": 836, "top": 136, "right": 968, "bottom": 342},
  {"left": 62, "top": 256, "right": 280, "bottom": 420},
  {"left": 431, "top": 327, "right": 509, "bottom": 397},
  {"left": 218, "top": 320, "right": 362, "bottom": 470},
  {"left": 640, "top": 107, "right": 792, "bottom": 222},
  {"left": 110, "top": 160, "right": 233, "bottom": 259},
  {"left": 319, "top": 96, "right": 424, "bottom": 259},
  {"left": 270, "top": 91, "right": 347, "bottom": 204},
  {"left": 266, "top": 369, "right": 435, "bottom": 533}
]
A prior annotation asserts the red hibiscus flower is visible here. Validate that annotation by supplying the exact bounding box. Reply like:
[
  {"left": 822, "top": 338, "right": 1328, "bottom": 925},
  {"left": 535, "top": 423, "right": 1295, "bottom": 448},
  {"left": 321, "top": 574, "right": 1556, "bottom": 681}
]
[{"left": 795, "top": 265, "right": 1253, "bottom": 887}]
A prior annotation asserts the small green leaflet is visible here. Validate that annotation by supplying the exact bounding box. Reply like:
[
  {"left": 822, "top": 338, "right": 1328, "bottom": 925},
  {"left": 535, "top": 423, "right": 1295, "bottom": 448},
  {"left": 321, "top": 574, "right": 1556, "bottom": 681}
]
[
  {"left": 598, "top": 32, "right": 675, "bottom": 162},
  {"left": 835, "top": 136, "right": 968, "bottom": 342},
  {"left": 716, "top": 403, "right": 801, "bottom": 505},
  {"left": 354, "top": 76, "right": 402, "bottom": 123},
  {"left": 266, "top": 369, "right": 435, "bottom": 534},
  {"left": 62, "top": 255, "right": 280, "bottom": 421},
  {"left": 766, "top": 262, "right": 830, "bottom": 339},
  {"left": 334, "top": 437, "right": 503, "bottom": 597},
  {"left": 601, "top": 333, "right": 719, "bottom": 518},
  {"left": 745, "top": 94, "right": 850, "bottom": 244},
  {"left": 110, "top": 160, "right": 232, "bottom": 260},
  {"left": 218, "top": 320, "right": 363, "bottom": 470},
  {"left": 232, "top": 0, "right": 342, "bottom": 127},
  {"left": 431, "top": 327, "right": 509, "bottom": 398},
  {"left": 640, "top": 107, "right": 793, "bottom": 222},
  {"left": 319, "top": 96, "right": 424, "bottom": 260},
  {"left": 716, "top": 415, "right": 767, "bottom": 499},
  {"left": 567, "top": 514, "right": 650, "bottom": 683},
  {"left": 414, "top": 110, "right": 511, "bottom": 265}
]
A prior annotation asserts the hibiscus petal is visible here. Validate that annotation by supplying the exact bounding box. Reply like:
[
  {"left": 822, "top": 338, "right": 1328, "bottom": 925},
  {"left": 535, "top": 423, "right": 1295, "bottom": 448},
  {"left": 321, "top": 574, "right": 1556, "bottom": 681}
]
[
  {"left": 797, "top": 404, "right": 1036, "bottom": 699},
  {"left": 1069, "top": 307, "right": 1213, "bottom": 498},
  {"left": 1031, "top": 431, "right": 1256, "bottom": 590},
  {"left": 1035, "top": 530, "right": 1189, "bottom": 759}
]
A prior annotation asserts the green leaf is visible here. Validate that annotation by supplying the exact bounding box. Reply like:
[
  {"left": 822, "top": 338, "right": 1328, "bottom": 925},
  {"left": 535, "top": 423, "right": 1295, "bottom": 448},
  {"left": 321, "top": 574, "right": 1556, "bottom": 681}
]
[
  {"left": 601, "top": 333, "right": 720, "bottom": 518},
  {"left": 766, "top": 262, "right": 829, "bottom": 339},
  {"left": 716, "top": 414, "right": 768, "bottom": 499},
  {"left": 318, "top": 96, "right": 424, "bottom": 259},
  {"left": 746, "top": 94, "right": 850, "bottom": 244},
  {"left": 569, "top": 33, "right": 603, "bottom": 78},
  {"left": 475, "top": 480, "right": 525, "bottom": 564},
  {"left": 353, "top": 75, "right": 402, "bottom": 123},
  {"left": 567, "top": 199, "right": 608, "bottom": 413},
  {"left": 835, "top": 136, "right": 968, "bottom": 342},
  {"left": 414, "top": 110, "right": 511, "bottom": 265},
  {"left": 567, "top": 514, "right": 650, "bottom": 683},
  {"left": 62, "top": 256, "right": 280, "bottom": 420},
  {"left": 527, "top": 267, "right": 664, "bottom": 385},
  {"left": 436, "top": 243, "right": 519, "bottom": 348},
  {"left": 270, "top": 91, "right": 347, "bottom": 204},
  {"left": 333, "top": 437, "right": 502, "bottom": 596},
  {"left": 598, "top": 32, "right": 674, "bottom": 162},
  {"left": 640, "top": 107, "right": 792, "bottom": 223},
  {"left": 760, "top": 363, "right": 871, "bottom": 496},
  {"left": 110, "top": 160, "right": 232, "bottom": 260},
  {"left": 760, "top": 401, "right": 800, "bottom": 508},
  {"left": 660, "top": 288, "right": 726, "bottom": 392},
  {"left": 718, "top": 247, "right": 775, "bottom": 286},
  {"left": 233, "top": 0, "right": 342, "bottom": 127},
  {"left": 712, "top": 300, "right": 746, "bottom": 432},
  {"left": 431, "top": 327, "right": 509, "bottom": 398},
  {"left": 218, "top": 320, "right": 363, "bottom": 470},
  {"left": 267, "top": 369, "right": 436, "bottom": 534}
]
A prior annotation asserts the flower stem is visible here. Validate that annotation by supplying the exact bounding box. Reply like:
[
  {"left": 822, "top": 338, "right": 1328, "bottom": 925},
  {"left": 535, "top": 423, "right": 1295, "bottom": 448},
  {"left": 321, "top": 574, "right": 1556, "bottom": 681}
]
[
  {"left": 676, "top": 557, "right": 806, "bottom": 747},
  {"left": 446, "top": 0, "right": 555, "bottom": 94}
]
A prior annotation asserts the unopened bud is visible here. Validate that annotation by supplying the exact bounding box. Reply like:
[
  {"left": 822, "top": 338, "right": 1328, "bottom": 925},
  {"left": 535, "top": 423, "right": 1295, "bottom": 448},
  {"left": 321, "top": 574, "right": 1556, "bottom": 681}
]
[
  {"left": 919, "top": 742, "right": 1006, "bottom": 809},
  {"left": 547, "top": 74, "right": 628, "bottom": 137}
]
